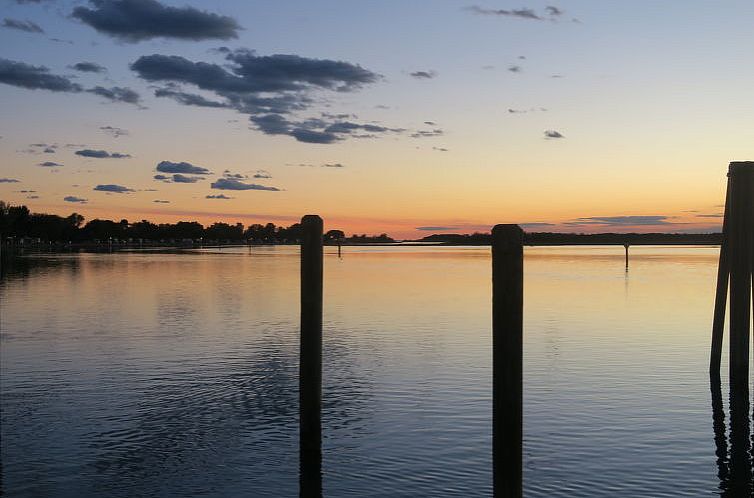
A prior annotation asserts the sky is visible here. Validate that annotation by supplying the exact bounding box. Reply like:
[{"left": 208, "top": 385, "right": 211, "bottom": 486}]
[{"left": 0, "top": 0, "right": 752, "bottom": 238}]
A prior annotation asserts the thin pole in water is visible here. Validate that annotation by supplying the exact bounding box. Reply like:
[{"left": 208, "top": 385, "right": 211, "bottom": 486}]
[
  {"left": 300, "top": 214, "right": 323, "bottom": 498},
  {"left": 624, "top": 243, "right": 629, "bottom": 270},
  {"left": 491, "top": 224, "right": 524, "bottom": 498}
]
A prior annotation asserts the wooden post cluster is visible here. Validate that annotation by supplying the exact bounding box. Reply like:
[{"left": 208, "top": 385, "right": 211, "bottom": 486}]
[
  {"left": 710, "top": 162, "right": 754, "bottom": 389},
  {"left": 492, "top": 224, "right": 524, "bottom": 498},
  {"left": 300, "top": 215, "right": 323, "bottom": 498}
]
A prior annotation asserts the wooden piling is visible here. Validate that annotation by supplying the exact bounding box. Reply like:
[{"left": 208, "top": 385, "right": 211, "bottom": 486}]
[
  {"left": 300, "top": 214, "right": 323, "bottom": 498},
  {"left": 624, "top": 243, "right": 629, "bottom": 270},
  {"left": 710, "top": 177, "right": 731, "bottom": 374},
  {"left": 726, "top": 162, "right": 753, "bottom": 387},
  {"left": 491, "top": 224, "right": 524, "bottom": 498}
]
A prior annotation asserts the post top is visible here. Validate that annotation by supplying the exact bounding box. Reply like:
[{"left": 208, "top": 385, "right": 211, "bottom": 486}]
[
  {"left": 492, "top": 224, "right": 524, "bottom": 234},
  {"left": 729, "top": 161, "right": 754, "bottom": 174},
  {"left": 301, "top": 214, "right": 323, "bottom": 224}
]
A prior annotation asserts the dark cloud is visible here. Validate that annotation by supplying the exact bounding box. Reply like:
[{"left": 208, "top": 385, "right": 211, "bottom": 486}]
[
  {"left": 27, "top": 195, "right": 39, "bottom": 199},
  {"left": 410, "top": 70, "right": 436, "bottom": 79},
  {"left": 467, "top": 6, "right": 543, "bottom": 20},
  {"left": 0, "top": 178, "right": 20, "bottom": 183},
  {"left": 87, "top": 85, "right": 141, "bottom": 104},
  {"left": 210, "top": 178, "right": 280, "bottom": 191},
  {"left": 100, "top": 126, "right": 129, "bottom": 137},
  {"left": 567, "top": 216, "right": 673, "bottom": 226},
  {"left": 38, "top": 161, "right": 63, "bottom": 167},
  {"left": 0, "top": 58, "right": 82, "bottom": 92},
  {"left": 545, "top": 6, "right": 563, "bottom": 16},
  {"left": 289, "top": 128, "right": 339, "bottom": 144},
  {"left": 76, "top": 149, "right": 131, "bottom": 158},
  {"left": 222, "top": 170, "right": 247, "bottom": 179},
  {"left": 153, "top": 199, "right": 170, "bottom": 203},
  {"left": 322, "top": 163, "right": 345, "bottom": 168},
  {"left": 156, "top": 160, "right": 211, "bottom": 174},
  {"left": 171, "top": 173, "right": 203, "bottom": 183},
  {"left": 432, "top": 147, "right": 449, "bottom": 152},
  {"left": 544, "top": 130, "right": 564, "bottom": 139},
  {"left": 2, "top": 18, "right": 44, "bottom": 33},
  {"left": 130, "top": 49, "right": 390, "bottom": 143},
  {"left": 93, "top": 184, "right": 134, "bottom": 193},
  {"left": 696, "top": 213, "right": 724, "bottom": 218},
  {"left": 71, "top": 0, "right": 241, "bottom": 42},
  {"left": 206, "top": 194, "right": 232, "bottom": 199},
  {"left": 507, "top": 65, "right": 522, "bottom": 73},
  {"left": 153, "top": 174, "right": 169, "bottom": 180},
  {"left": 252, "top": 170, "right": 271, "bottom": 179},
  {"left": 64, "top": 195, "right": 88, "bottom": 203},
  {"left": 416, "top": 226, "right": 456, "bottom": 231},
  {"left": 71, "top": 61, "right": 106, "bottom": 73}
]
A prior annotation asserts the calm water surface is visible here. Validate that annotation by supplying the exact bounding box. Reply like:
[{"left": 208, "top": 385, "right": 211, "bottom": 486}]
[{"left": 0, "top": 245, "right": 748, "bottom": 496}]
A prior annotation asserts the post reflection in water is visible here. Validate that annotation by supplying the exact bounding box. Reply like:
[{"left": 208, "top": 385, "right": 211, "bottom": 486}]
[{"left": 710, "top": 373, "right": 753, "bottom": 496}]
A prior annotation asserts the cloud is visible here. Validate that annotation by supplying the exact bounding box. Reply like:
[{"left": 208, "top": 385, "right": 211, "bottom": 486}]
[
  {"left": 153, "top": 199, "right": 170, "bottom": 203},
  {"left": 411, "top": 128, "right": 444, "bottom": 138},
  {"left": 544, "top": 130, "right": 564, "bottom": 139},
  {"left": 130, "top": 49, "right": 390, "bottom": 143},
  {"left": 70, "top": 61, "right": 106, "bottom": 73},
  {"left": 210, "top": 178, "right": 280, "bottom": 191},
  {"left": 93, "top": 184, "right": 134, "bottom": 193},
  {"left": 156, "top": 160, "right": 211, "bottom": 174},
  {"left": 466, "top": 5, "right": 543, "bottom": 20},
  {"left": 87, "top": 85, "right": 141, "bottom": 105},
  {"left": 696, "top": 213, "right": 724, "bottom": 218},
  {"left": 154, "top": 87, "right": 230, "bottom": 108},
  {"left": 508, "top": 107, "right": 547, "bottom": 114},
  {"left": 2, "top": 18, "right": 44, "bottom": 33},
  {"left": 206, "top": 194, "right": 232, "bottom": 199},
  {"left": 322, "top": 163, "right": 345, "bottom": 168},
  {"left": 100, "top": 126, "right": 128, "bottom": 137},
  {"left": 567, "top": 216, "right": 673, "bottom": 226},
  {"left": 27, "top": 195, "right": 39, "bottom": 199},
  {"left": 520, "top": 222, "right": 555, "bottom": 228},
  {"left": 76, "top": 149, "right": 131, "bottom": 158},
  {"left": 507, "top": 65, "right": 522, "bottom": 73},
  {"left": 0, "top": 58, "right": 82, "bottom": 92},
  {"left": 38, "top": 161, "right": 63, "bottom": 167},
  {"left": 71, "top": 0, "right": 241, "bottom": 42},
  {"left": 410, "top": 70, "right": 436, "bottom": 79},
  {"left": 0, "top": 178, "right": 20, "bottom": 183},
  {"left": 64, "top": 195, "right": 88, "bottom": 203},
  {"left": 432, "top": 147, "right": 448, "bottom": 152},
  {"left": 545, "top": 6, "right": 564, "bottom": 16},
  {"left": 252, "top": 170, "right": 272, "bottom": 179},
  {"left": 171, "top": 173, "right": 203, "bottom": 183},
  {"left": 416, "top": 226, "right": 457, "bottom": 231}
]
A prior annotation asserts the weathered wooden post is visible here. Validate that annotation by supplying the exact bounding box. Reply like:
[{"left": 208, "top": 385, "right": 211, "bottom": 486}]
[
  {"left": 300, "top": 215, "right": 323, "bottom": 498},
  {"left": 492, "top": 224, "right": 524, "bottom": 498},
  {"left": 624, "top": 243, "right": 629, "bottom": 270},
  {"left": 709, "top": 162, "right": 754, "bottom": 385}
]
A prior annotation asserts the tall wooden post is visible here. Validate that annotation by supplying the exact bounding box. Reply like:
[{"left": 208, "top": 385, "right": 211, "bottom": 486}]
[
  {"left": 727, "top": 163, "right": 753, "bottom": 387},
  {"left": 300, "top": 215, "right": 323, "bottom": 498},
  {"left": 710, "top": 162, "right": 754, "bottom": 384},
  {"left": 492, "top": 224, "right": 524, "bottom": 498},
  {"left": 624, "top": 243, "right": 629, "bottom": 270}
]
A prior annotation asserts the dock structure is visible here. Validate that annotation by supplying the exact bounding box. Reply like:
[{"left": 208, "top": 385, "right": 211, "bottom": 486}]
[{"left": 710, "top": 162, "right": 754, "bottom": 389}]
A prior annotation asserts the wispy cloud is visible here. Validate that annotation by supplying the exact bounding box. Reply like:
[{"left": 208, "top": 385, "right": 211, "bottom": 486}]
[
  {"left": 206, "top": 194, "right": 233, "bottom": 199},
  {"left": 93, "top": 184, "right": 134, "bottom": 193},
  {"left": 76, "top": 149, "right": 131, "bottom": 158},
  {"left": 64, "top": 195, "right": 87, "bottom": 203},
  {"left": 156, "top": 160, "right": 211, "bottom": 175},
  {"left": 70, "top": 62, "right": 106, "bottom": 73},
  {"left": 2, "top": 18, "right": 44, "bottom": 33},
  {"left": 100, "top": 126, "right": 128, "bottom": 138},
  {"left": 0, "top": 178, "right": 20, "bottom": 183},
  {"left": 38, "top": 161, "right": 63, "bottom": 167},
  {"left": 210, "top": 178, "right": 280, "bottom": 191},
  {"left": 410, "top": 70, "right": 436, "bottom": 79}
]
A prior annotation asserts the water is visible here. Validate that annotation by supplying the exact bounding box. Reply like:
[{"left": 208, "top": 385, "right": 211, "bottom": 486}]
[{"left": 0, "top": 245, "right": 747, "bottom": 496}]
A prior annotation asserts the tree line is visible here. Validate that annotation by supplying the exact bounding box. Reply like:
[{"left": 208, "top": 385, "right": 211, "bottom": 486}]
[{"left": 0, "top": 201, "right": 394, "bottom": 244}]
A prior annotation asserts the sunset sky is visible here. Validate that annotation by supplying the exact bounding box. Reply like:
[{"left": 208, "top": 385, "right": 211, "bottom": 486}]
[{"left": 1, "top": 0, "right": 752, "bottom": 238}]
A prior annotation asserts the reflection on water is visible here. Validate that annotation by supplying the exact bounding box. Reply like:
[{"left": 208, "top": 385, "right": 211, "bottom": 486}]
[{"left": 0, "top": 245, "right": 749, "bottom": 497}]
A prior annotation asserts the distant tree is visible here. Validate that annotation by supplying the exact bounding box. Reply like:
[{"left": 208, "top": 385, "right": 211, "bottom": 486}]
[{"left": 324, "top": 229, "right": 345, "bottom": 241}]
